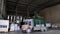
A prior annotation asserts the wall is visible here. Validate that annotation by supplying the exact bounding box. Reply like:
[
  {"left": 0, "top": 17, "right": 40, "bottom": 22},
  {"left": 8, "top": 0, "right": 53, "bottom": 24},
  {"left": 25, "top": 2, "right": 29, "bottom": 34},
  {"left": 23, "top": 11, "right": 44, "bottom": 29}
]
[{"left": 39, "top": 4, "right": 60, "bottom": 24}]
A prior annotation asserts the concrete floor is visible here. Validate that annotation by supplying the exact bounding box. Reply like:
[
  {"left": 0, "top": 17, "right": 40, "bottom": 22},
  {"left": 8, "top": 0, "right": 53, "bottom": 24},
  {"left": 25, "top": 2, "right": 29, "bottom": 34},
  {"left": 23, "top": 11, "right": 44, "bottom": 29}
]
[{"left": 0, "top": 30, "right": 60, "bottom": 34}]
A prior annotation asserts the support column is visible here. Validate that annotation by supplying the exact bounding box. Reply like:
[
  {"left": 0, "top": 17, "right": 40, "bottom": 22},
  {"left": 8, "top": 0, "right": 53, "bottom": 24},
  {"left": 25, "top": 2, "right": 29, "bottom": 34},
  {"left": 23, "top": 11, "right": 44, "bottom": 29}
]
[{"left": 0, "top": 0, "right": 5, "bottom": 18}]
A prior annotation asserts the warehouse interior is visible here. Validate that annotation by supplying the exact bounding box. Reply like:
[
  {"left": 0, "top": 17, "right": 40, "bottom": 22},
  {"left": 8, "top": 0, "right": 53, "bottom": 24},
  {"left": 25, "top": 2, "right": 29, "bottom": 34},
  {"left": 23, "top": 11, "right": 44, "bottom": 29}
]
[
  {"left": 0, "top": 0, "right": 60, "bottom": 34},
  {"left": 5, "top": 0, "right": 60, "bottom": 25}
]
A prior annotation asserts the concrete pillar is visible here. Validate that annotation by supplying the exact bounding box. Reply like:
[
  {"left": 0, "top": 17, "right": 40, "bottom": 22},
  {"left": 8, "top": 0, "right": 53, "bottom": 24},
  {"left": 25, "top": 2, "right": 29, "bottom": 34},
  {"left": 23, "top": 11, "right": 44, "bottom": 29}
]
[{"left": 0, "top": 0, "right": 5, "bottom": 18}]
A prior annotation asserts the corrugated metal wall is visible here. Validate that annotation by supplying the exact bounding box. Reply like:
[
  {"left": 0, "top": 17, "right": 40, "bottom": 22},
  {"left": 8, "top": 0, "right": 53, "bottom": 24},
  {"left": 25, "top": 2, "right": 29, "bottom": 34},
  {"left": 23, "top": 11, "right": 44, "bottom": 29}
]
[{"left": 39, "top": 4, "right": 60, "bottom": 24}]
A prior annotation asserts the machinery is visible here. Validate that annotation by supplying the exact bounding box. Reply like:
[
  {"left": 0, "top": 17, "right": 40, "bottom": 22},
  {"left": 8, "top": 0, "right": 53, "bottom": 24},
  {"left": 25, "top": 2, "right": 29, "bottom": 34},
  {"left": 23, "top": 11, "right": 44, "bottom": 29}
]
[{"left": 22, "top": 18, "right": 34, "bottom": 32}]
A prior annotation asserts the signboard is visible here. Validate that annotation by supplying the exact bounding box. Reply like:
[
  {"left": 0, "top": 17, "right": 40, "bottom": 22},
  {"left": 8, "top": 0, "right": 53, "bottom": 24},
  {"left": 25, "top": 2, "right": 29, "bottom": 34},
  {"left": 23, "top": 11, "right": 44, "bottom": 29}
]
[{"left": 0, "top": 20, "right": 9, "bottom": 32}]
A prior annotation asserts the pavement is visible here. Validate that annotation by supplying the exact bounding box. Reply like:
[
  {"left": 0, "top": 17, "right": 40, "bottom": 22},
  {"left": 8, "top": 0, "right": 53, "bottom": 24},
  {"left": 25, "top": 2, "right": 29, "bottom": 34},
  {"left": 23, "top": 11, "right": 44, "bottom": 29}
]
[{"left": 0, "top": 30, "right": 60, "bottom": 34}]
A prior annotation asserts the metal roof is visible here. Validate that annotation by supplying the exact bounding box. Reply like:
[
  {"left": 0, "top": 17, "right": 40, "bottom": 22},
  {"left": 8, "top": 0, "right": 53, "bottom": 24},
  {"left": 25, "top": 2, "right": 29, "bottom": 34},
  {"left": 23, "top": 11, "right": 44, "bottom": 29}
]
[{"left": 6, "top": 0, "right": 60, "bottom": 16}]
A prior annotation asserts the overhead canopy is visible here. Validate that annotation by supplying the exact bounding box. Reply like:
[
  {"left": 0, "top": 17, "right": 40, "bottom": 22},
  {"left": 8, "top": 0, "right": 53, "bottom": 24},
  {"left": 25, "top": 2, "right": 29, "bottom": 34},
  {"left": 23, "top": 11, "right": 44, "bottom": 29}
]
[{"left": 6, "top": 0, "right": 60, "bottom": 16}]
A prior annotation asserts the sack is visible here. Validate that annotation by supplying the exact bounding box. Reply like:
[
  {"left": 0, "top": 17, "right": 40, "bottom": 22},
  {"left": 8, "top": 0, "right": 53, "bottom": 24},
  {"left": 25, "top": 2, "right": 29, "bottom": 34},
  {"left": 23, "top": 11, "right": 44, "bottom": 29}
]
[
  {"left": 14, "top": 24, "right": 20, "bottom": 31},
  {"left": 10, "top": 23, "right": 15, "bottom": 31},
  {"left": 10, "top": 24, "right": 20, "bottom": 31}
]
